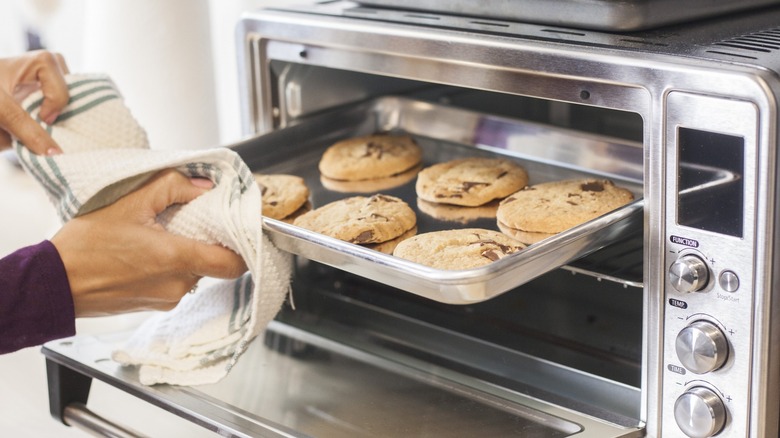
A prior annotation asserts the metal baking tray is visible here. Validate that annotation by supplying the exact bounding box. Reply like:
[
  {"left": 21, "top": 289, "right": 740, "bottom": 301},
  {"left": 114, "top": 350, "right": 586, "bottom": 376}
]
[{"left": 233, "top": 97, "right": 644, "bottom": 304}]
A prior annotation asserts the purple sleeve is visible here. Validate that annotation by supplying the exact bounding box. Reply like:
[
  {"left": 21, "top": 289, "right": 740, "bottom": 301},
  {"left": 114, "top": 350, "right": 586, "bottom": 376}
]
[{"left": 0, "top": 240, "right": 76, "bottom": 354}]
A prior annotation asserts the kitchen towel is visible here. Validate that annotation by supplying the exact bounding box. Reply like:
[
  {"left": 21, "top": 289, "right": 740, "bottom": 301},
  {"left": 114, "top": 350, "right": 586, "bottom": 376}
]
[{"left": 13, "top": 74, "right": 292, "bottom": 385}]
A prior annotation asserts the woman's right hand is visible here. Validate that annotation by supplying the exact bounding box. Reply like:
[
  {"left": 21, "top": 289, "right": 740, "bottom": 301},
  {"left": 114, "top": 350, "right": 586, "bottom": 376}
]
[{"left": 51, "top": 169, "right": 248, "bottom": 317}]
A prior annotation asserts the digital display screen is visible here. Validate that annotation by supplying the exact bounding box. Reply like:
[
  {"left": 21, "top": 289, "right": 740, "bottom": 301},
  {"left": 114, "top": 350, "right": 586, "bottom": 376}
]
[{"left": 677, "top": 128, "right": 744, "bottom": 238}]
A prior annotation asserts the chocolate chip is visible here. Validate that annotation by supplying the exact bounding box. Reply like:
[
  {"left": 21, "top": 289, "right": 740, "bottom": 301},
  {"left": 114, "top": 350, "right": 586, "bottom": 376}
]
[
  {"left": 482, "top": 249, "right": 501, "bottom": 261},
  {"left": 472, "top": 238, "right": 522, "bottom": 261},
  {"left": 352, "top": 230, "right": 374, "bottom": 243},
  {"left": 363, "top": 141, "right": 385, "bottom": 159},
  {"left": 475, "top": 239, "right": 512, "bottom": 253},
  {"left": 461, "top": 181, "right": 489, "bottom": 191},
  {"left": 269, "top": 201, "right": 278, "bottom": 206},
  {"left": 581, "top": 181, "right": 605, "bottom": 192}
]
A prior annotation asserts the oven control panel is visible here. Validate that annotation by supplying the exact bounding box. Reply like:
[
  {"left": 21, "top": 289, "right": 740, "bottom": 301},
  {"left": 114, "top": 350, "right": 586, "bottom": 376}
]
[{"left": 661, "top": 92, "right": 758, "bottom": 437}]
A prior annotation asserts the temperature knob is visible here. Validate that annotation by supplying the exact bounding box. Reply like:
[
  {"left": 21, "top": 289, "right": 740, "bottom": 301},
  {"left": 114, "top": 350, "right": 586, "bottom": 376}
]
[
  {"left": 676, "top": 320, "right": 728, "bottom": 374},
  {"left": 674, "top": 386, "right": 726, "bottom": 438},
  {"left": 670, "top": 255, "right": 709, "bottom": 293}
]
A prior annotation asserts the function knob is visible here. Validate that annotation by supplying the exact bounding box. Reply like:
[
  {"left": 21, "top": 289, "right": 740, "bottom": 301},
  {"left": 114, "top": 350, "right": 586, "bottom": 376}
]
[
  {"left": 675, "top": 320, "right": 728, "bottom": 374},
  {"left": 674, "top": 386, "right": 726, "bottom": 438},
  {"left": 670, "top": 254, "right": 709, "bottom": 293}
]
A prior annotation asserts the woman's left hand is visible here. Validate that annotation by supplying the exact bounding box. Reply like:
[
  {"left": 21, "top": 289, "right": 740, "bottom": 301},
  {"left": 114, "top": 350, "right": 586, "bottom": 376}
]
[{"left": 0, "top": 50, "right": 70, "bottom": 155}]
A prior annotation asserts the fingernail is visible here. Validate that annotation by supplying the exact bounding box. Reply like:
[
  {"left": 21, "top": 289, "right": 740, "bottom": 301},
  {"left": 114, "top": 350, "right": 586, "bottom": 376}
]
[
  {"left": 44, "top": 112, "right": 60, "bottom": 125},
  {"left": 46, "top": 147, "right": 62, "bottom": 156},
  {"left": 190, "top": 177, "right": 214, "bottom": 189}
]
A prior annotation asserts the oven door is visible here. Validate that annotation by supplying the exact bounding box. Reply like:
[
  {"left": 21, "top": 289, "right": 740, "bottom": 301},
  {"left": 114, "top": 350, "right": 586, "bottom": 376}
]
[{"left": 42, "top": 317, "right": 643, "bottom": 438}]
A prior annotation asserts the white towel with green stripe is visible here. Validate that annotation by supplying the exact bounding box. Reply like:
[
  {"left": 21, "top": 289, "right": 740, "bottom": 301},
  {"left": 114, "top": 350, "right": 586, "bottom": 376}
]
[{"left": 14, "top": 74, "right": 292, "bottom": 386}]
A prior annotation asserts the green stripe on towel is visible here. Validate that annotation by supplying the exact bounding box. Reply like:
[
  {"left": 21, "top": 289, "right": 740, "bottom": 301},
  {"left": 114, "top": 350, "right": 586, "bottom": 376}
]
[
  {"left": 239, "top": 276, "right": 253, "bottom": 326},
  {"left": 45, "top": 156, "right": 81, "bottom": 218},
  {"left": 15, "top": 146, "right": 62, "bottom": 204},
  {"left": 65, "top": 85, "right": 116, "bottom": 105},
  {"left": 56, "top": 94, "right": 119, "bottom": 123},
  {"left": 228, "top": 275, "right": 245, "bottom": 332},
  {"left": 24, "top": 78, "right": 115, "bottom": 113},
  {"left": 66, "top": 78, "right": 114, "bottom": 91}
]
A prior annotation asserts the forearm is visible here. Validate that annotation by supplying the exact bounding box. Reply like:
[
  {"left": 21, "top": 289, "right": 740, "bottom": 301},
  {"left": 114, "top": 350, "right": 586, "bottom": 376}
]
[{"left": 0, "top": 240, "right": 75, "bottom": 354}]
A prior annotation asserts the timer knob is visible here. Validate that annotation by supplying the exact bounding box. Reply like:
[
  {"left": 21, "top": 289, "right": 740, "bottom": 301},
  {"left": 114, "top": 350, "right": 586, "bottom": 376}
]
[
  {"left": 675, "top": 320, "right": 728, "bottom": 374},
  {"left": 669, "top": 255, "right": 709, "bottom": 293},
  {"left": 674, "top": 386, "right": 726, "bottom": 438}
]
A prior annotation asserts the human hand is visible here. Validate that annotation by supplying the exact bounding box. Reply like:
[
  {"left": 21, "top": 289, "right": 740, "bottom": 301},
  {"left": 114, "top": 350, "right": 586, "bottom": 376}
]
[
  {"left": 0, "top": 50, "right": 70, "bottom": 155},
  {"left": 51, "top": 170, "right": 248, "bottom": 317}
]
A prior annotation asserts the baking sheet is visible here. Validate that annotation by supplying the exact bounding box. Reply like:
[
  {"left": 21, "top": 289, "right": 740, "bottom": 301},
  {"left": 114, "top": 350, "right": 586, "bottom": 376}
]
[{"left": 233, "top": 97, "right": 644, "bottom": 304}]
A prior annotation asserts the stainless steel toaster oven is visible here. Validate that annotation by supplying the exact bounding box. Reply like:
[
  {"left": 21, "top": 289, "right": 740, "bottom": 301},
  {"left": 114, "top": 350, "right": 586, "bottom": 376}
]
[{"left": 41, "top": 1, "right": 780, "bottom": 437}]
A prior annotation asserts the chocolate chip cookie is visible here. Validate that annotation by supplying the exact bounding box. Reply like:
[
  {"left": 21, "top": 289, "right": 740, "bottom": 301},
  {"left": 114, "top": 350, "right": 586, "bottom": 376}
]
[
  {"left": 254, "top": 173, "right": 310, "bottom": 221},
  {"left": 416, "top": 157, "right": 528, "bottom": 207},
  {"left": 319, "top": 134, "right": 422, "bottom": 182},
  {"left": 293, "top": 194, "right": 417, "bottom": 244},
  {"left": 393, "top": 228, "right": 525, "bottom": 270},
  {"left": 496, "top": 178, "right": 634, "bottom": 244}
]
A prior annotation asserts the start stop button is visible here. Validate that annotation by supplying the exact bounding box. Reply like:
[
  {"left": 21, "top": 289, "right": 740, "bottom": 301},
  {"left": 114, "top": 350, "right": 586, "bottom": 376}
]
[{"left": 719, "top": 270, "right": 739, "bottom": 293}]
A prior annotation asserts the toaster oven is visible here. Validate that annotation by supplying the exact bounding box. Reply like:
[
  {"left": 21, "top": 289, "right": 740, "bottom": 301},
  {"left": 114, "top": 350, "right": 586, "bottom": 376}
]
[
  {"left": 233, "top": 2, "right": 780, "bottom": 437},
  {"left": 41, "top": 1, "right": 780, "bottom": 437}
]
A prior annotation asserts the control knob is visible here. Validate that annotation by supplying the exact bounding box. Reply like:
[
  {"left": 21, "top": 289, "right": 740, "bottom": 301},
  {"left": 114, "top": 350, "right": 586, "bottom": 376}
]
[
  {"left": 675, "top": 320, "right": 728, "bottom": 374},
  {"left": 670, "top": 254, "right": 709, "bottom": 293},
  {"left": 674, "top": 386, "right": 726, "bottom": 438}
]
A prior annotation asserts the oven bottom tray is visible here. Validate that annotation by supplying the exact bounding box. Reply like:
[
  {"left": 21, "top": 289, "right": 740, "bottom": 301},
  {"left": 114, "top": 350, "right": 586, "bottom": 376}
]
[{"left": 233, "top": 97, "right": 644, "bottom": 304}]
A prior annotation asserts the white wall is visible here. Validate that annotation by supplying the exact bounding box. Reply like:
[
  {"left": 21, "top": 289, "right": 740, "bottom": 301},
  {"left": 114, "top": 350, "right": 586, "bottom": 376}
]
[
  {"left": 1, "top": 0, "right": 300, "bottom": 147},
  {"left": 80, "top": 0, "right": 219, "bottom": 150},
  {"left": 209, "top": 0, "right": 290, "bottom": 144}
]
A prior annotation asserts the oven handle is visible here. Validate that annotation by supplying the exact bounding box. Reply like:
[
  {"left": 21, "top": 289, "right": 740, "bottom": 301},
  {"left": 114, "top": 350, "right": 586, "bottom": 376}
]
[{"left": 63, "top": 402, "right": 142, "bottom": 438}]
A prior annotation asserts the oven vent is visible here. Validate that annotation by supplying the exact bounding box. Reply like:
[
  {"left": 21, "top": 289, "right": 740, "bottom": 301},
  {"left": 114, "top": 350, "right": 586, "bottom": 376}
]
[{"left": 706, "top": 28, "right": 780, "bottom": 59}]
